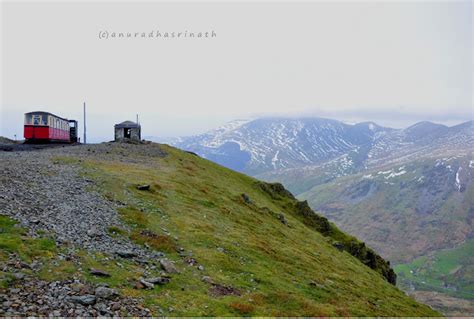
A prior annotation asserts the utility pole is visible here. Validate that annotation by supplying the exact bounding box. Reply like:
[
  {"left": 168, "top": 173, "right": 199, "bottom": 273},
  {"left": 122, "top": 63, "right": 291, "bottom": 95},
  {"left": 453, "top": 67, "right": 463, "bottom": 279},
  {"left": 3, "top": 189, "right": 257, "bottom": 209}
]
[
  {"left": 83, "top": 102, "right": 87, "bottom": 144},
  {"left": 136, "top": 114, "right": 139, "bottom": 124}
]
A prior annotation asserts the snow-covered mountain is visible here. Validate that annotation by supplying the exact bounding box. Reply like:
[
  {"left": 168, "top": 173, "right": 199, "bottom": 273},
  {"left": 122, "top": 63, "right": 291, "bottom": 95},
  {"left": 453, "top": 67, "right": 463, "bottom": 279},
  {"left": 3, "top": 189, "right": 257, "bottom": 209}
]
[
  {"left": 150, "top": 117, "right": 473, "bottom": 177},
  {"left": 153, "top": 117, "right": 394, "bottom": 174}
]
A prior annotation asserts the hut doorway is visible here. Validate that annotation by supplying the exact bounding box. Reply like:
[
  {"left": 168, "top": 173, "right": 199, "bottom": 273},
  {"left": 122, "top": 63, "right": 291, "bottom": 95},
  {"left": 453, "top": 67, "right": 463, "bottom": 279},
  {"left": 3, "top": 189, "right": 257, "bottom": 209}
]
[{"left": 114, "top": 120, "right": 141, "bottom": 141}]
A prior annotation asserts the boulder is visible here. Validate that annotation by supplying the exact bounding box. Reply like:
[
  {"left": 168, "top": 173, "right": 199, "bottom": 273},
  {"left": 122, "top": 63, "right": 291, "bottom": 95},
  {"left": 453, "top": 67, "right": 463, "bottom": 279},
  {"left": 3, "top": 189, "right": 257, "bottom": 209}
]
[
  {"left": 201, "top": 276, "right": 214, "bottom": 284},
  {"left": 110, "top": 302, "right": 121, "bottom": 311},
  {"left": 89, "top": 268, "right": 111, "bottom": 277},
  {"left": 87, "top": 227, "right": 101, "bottom": 237},
  {"left": 13, "top": 272, "right": 25, "bottom": 280},
  {"left": 144, "top": 277, "right": 170, "bottom": 285},
  {"left": 277, "top": 213, "right": 288, "bottom": 226},
  {"left": 69, "top": 295, "right": 96, "bottom": 306},
  {"left": 116, "top": 250, "right": 138, "bottom": 258},
  {"left": 95, "top": 287, "right": 117, "bottom": 299},
  {"left": 241, "top": 193, "right": 251, "bottom": 204},
  {"left": 139, "top": 278, "right": 154, "bottom": 289},
  {"left": 136, "top": 185, "right": 151, "bottom": 191},
  {"left": 159, "top": 259, "right": 179, "bottom": 273}
]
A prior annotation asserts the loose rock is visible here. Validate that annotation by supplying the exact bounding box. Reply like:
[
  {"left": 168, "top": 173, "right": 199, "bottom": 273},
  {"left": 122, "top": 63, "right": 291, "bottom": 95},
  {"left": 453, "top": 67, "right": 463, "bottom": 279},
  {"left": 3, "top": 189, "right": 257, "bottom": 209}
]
[
  {"left": 136, "top": 185, "right": 150, "bottom": 191},
  {"left": 202, "top": 276, "right": 214, "bottom": 284},
  {"left": 69, "top": 295, "right": 96, "bottom": 306},
  {"left": 144, "top": 277, "right": 170, "bottom": 285},
  {"left": 277, "top": 213, "right": 288, "bottom": 226},
  {"left": 159, "top": 259, "right": 179, "bottom": 273},
  {"left": 241, "top": 193, "right": 251, "bottom": 204},
  {"left": 116, "top": 250, "right": 138, "bottom": 258},
  {"left": 138, "top": 278, "right": 154, "bottom": 289},
  {"left": 95, "top": 287, "right": 117, "bottom": 299},
  {"left": 89, "top": 268, "right": 111, "bottom": 277}
]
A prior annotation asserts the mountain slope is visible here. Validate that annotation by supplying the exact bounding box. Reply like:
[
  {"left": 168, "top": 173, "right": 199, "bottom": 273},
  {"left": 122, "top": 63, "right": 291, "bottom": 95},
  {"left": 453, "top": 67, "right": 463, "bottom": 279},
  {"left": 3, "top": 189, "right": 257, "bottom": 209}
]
[
  {"left": 299, "top": 154, "right": 474, "bottom": 263},
  {"left": 0, "top": 142, "right": 438, "bottom": 316}
]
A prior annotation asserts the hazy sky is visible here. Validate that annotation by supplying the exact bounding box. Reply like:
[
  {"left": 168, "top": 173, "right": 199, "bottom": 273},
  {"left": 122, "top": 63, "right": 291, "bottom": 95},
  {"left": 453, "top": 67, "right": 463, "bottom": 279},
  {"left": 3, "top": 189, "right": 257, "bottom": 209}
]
[{"left": 1, "top": 1, "right": 472, "bottom": 142}]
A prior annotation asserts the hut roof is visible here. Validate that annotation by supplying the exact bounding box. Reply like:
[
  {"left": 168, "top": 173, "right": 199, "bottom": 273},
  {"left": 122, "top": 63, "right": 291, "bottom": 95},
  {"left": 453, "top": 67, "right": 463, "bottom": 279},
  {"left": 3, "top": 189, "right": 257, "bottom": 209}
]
[{"left": 114, "top": 121, "right": 140, "bottom": 128}]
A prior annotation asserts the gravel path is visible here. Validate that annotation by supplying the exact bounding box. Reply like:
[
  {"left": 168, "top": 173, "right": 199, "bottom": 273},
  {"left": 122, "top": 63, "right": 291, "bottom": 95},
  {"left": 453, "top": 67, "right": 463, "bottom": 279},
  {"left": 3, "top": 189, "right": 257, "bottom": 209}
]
[
  {"left": 0, "top": 147, "right": 162, "bottom": 258},
  {"left": 0, "top": 143, "right": 168, "bottom": 316}
]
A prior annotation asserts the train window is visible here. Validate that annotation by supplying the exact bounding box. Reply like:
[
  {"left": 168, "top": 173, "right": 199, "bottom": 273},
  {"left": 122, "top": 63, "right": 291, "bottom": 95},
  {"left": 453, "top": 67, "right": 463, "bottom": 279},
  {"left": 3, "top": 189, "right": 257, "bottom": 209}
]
[
  {"left": 24, "top": 114, "right": 33, "bottom": 125},
  {"left": 33, "top": 115, "right": 41, "bottom": 125},
  {"left": 42, "top": 116, "right": 48, "bottom": 126}
]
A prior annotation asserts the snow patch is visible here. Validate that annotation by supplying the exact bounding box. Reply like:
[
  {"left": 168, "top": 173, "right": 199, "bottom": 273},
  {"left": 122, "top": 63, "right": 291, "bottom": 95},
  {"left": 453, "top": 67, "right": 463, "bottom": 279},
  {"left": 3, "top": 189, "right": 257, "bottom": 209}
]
[
  {"left": 385, "top": 170, "right": 407, "bottom": 179},
  {"left": 455, "top": 167, "right": 462, "bottom": 191},
  {"left": 271, "top": 150, "right": 280, "bottom": 169}
]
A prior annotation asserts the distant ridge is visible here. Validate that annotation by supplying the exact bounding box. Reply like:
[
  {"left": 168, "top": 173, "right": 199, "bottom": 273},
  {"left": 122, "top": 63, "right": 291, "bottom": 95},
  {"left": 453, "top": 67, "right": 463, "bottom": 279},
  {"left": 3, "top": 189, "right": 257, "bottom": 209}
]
[{"left": 148, "top": 118, "right": 472, "bottom": 177}]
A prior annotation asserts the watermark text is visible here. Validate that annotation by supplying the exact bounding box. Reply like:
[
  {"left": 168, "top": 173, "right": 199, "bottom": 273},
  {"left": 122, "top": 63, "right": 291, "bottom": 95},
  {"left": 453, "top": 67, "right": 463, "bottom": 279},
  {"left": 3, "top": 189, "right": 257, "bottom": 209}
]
[{"left": 98, "top": 30, "right": 217, "bottom": 40}]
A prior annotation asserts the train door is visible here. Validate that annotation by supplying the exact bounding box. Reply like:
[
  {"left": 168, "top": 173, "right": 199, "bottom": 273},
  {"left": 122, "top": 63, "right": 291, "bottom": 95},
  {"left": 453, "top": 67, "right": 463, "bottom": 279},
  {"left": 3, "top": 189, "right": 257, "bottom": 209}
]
[{"left": 69, "top": 120, "right": 78, "bottom": 143}]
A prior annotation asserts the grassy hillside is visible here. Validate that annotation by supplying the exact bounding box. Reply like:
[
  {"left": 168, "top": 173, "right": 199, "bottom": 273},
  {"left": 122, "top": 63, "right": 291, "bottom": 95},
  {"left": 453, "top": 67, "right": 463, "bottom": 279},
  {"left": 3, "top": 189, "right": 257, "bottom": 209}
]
[{"left": 15, "top": 142, "right": 436, "bottom": 316}]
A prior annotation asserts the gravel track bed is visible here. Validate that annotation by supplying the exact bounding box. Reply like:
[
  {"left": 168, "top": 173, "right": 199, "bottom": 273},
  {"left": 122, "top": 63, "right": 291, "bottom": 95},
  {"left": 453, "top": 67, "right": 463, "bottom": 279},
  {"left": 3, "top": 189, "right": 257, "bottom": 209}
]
[
  {"left": 0, "top": 147, "right": 161, "bottom": 258},
  {"left": 0, "top": 143, "right": 168, "bottom": 316}
]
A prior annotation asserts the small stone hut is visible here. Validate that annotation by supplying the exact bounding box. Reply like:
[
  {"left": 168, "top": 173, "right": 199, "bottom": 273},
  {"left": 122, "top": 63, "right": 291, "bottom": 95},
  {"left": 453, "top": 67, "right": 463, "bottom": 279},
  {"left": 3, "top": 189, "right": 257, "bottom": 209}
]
[{"left": 114, "top": 121, "right": 141, "bottom": 142}]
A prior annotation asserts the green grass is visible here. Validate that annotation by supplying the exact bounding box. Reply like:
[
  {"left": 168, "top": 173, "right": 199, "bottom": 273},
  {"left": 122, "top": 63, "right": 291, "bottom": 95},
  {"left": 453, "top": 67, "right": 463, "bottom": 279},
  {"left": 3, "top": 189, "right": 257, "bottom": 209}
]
[
  {"left": 49, "top": 142, "right": 438, "bottom": 316},
  {"left": 0, "top": 215, "right": 56, "bottom": 261},
  {"left": 0, "top": 215, "right": 57, "bottom": 288}
]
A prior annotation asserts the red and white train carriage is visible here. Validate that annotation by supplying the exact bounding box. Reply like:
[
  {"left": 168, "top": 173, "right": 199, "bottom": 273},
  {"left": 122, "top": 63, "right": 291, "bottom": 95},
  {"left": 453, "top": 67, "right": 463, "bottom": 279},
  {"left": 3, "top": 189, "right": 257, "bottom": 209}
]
[{"left": 24, "top": 111, "right": 78, "bottom": 143}]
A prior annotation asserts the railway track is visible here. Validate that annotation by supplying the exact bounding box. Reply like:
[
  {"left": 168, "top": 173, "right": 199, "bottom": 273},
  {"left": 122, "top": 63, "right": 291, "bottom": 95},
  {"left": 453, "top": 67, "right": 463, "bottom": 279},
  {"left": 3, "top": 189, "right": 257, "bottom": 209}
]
[{"left": 0, "top": 142, "right": 81, "bottom": 152}]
